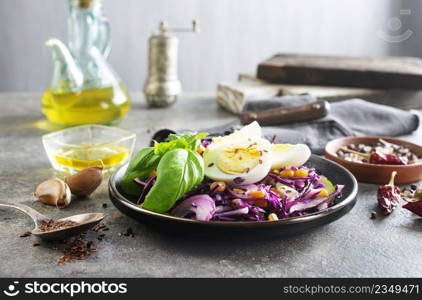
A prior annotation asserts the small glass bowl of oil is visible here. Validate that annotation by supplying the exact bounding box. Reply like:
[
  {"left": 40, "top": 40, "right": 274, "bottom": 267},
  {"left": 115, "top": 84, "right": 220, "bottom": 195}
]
[{"left": 43, "top": 124, "right": 136, "bottom": 174}]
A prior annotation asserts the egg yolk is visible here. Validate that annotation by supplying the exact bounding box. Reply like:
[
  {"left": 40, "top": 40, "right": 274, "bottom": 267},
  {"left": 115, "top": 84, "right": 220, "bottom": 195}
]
[{"left": 217, "top": 145, "right": 261, "bottom": 174}]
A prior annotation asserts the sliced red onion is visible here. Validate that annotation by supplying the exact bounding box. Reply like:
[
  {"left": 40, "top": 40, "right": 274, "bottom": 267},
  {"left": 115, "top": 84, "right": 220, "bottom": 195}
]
[
  {"left": 171, "top": 194, "right": 216, "bottom": 221},
  {"left": 215, "top": 207, "right": 249, "bottom": 217},
  {"left": 287, "top": 185, "right": 344, "bottom": 214},
  {"left": 215, "top": 205, "right": 232, "bottom": 213},
  {"left": 302, "top": 188, "right": 323, "bottom": 200}
]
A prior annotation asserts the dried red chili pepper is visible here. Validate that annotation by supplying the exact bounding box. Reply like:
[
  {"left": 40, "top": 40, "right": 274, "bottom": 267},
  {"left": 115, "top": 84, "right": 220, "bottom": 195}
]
[
  {"left": 369, "top": 152, "right": 407, "bottom": 165},
  {"left": 403, "top": 199, "right": 422, "bottom": 217},
  {"left": 377, "top": 171, "right": 401, "bottom": 215},
  {"left": 339, "top": 147, "right": 408, "bottom": 165},
  {"left": 402, "top": 188, "right": 422, "bottom": 217}
]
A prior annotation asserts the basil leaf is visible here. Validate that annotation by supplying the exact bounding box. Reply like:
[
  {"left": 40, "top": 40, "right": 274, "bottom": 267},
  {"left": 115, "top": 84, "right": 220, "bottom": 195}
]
[
  {"left": 142, "top": 148, "right": 204, "bottom": 213},
  {"left": 120, "top": 147, "right": 161, "bottom": 195},
  {"left": 154, "top": 132, "right": 208, "bottom": 156}
]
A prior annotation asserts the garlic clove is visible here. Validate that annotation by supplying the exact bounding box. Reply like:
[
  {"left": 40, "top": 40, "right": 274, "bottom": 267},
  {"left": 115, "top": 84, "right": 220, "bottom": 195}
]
[
  {"left": 65, "top": 166, "right": 103, "bottom": 198},
  {"left": 34, "top": 178, "right": 72, "bottom": 208}
]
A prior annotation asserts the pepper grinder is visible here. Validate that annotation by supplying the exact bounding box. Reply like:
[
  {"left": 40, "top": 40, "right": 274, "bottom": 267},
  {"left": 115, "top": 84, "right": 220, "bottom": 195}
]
[{"left": 144, "top": 20, "right": 199, "bottom": 107}]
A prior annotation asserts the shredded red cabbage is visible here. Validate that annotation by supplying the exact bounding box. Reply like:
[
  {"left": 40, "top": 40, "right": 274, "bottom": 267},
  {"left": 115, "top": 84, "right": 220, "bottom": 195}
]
[{"left": 166, "top": 166, "right": 344, "bottom": 222}]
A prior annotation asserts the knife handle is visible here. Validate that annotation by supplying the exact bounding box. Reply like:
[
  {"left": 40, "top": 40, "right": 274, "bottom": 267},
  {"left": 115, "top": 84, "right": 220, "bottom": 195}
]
[{"left": 240, "top": 100, "right": 330, "bottom": 126}]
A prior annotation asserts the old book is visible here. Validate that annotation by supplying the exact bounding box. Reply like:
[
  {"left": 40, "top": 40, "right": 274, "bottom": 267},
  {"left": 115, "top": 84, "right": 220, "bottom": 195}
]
[{"left": 257, "top": 54, "right": 422, "bottom": 89}]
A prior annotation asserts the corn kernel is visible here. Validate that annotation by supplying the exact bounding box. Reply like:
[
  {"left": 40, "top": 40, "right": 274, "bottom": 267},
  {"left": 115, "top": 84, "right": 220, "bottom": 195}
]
[
  {"left": 268, "top": 213, "right": 279, "bottom": 221},
  {"left": 196, "top": 146, "right": 205, "bottom": 155},
  {"left": 250, "top": 189, "right": 266, "bottom": 199},
  {"left": 280, "top": 169, "right": 294, "bottom": 178},
  {"left": 232, "top": 188, "right": 246, "bottom": 194},
  {"left": 294, "top": 168, "right": 309, "bottom": 178},
  {"left": 210, "top": 181, "right": 226, "bottom": 192},
  {"left": 231, "top": 198, "right": 243, "bottom": 207},
  {"left": 317, "top": 188, "right": 329, "bottom": 197}
]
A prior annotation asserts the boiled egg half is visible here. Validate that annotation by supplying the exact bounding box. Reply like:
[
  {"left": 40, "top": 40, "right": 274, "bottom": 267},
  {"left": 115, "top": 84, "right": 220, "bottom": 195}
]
[
  {"left": 203, "top": 121, "right": 311, "bottom": 184},
  {"left": 271, "top": 143, "right": 311, "bottom": 169},
  {"left": 204, "top": 123, "right": 272, "bottom": 184}
]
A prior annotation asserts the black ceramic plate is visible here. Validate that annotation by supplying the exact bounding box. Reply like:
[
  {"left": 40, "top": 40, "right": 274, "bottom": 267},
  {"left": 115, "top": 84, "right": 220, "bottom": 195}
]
[{"left": 108, "top": 155, "right": 358, "bottom": 236}]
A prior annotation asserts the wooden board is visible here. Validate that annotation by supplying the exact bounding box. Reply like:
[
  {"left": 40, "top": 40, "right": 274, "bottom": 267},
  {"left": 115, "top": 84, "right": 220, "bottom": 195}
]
[{"left": 257, "top": 54, "right": 422, "bottom": 90}]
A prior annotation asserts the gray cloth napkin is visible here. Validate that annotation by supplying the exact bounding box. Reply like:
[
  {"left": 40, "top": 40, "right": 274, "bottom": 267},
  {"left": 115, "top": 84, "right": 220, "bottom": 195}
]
[{"left": 152, "top": 97, "right": 420, "bottom": 154}]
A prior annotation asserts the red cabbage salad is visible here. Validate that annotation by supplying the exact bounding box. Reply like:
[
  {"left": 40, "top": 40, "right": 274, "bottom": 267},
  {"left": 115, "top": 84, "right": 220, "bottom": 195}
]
[{"left": 120, "top": 121, "right": 344, "bottom": 222}]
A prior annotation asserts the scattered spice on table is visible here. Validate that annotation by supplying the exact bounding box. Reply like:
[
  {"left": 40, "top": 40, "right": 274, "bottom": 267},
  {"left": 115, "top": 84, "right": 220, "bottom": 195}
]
[
  {"left": 117, "top": 227, "right": 135, "bottom": 238},
  {"left": 123, "top": 227, "right": 135, "bottom": 237},
  {"left": 377, "top": 171, "right": 401, "bottom": 215},
  {"left": 370, "top": 212, "right": 377, "bottom": 219},
  {"left": 91, "top": 222, "right": 109, "bottom": 232},
  {"left": 19, "top": 231, "right": 32, "bottom": 238},
  {"left": 32, "top": 242, "right": 40, "bottom": 247},
  {"left": 102, "top": 203, "right": 108, "bottom": 208},
  {"left": 57, "top": 236, "right": 96, "bottom": 265},
  {"left": 337, "top": 139, "right": 420, "bottom": 165},
  {"left": 39, "top": 219, "right": 79, "bottom": 232}
]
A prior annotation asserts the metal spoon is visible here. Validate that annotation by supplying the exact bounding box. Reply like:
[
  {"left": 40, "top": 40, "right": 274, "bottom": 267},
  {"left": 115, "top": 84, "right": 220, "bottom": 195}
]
[{"left": 0, "top": 201, "right": 104, "bottom": 241}]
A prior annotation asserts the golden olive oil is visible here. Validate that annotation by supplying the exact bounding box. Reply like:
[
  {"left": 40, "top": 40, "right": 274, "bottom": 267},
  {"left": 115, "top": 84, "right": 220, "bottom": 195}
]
[
  {"left": 41, "top": 85, "right": 131, "bottom": 126},
  {"left": 53, "top": 144, "right": 129, "bottom": 172}
]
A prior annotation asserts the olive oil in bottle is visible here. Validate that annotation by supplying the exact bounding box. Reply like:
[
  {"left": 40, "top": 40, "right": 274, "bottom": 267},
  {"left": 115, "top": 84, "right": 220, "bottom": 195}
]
[{"left": 42, "top": 85, "right": 131, "bottom": 127}]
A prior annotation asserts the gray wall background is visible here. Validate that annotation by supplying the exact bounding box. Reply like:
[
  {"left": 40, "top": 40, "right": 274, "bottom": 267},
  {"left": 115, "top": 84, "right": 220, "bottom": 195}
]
[{"left": 0, "top": 0, "right": 419, "bottom": 92}]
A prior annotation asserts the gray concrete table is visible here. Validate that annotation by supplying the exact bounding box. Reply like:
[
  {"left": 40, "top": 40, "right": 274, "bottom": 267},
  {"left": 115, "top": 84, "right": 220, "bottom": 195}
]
[{"left": 0, "top": 93, "right": 421, "bottom": 278}]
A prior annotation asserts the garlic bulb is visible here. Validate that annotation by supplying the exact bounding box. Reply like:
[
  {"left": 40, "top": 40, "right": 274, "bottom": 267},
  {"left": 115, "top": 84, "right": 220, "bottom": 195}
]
[{"left": 34, "top": 178, "right": 71, "bottom": 208}]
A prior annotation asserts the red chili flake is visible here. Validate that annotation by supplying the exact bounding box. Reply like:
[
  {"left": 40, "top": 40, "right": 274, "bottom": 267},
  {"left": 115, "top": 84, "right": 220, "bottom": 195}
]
[
  {"left": 377, "top": 171, "right": 401, "bottom": 215},
  {"left": 33, "top": 242, "right": 40, "bottom": 247}
]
